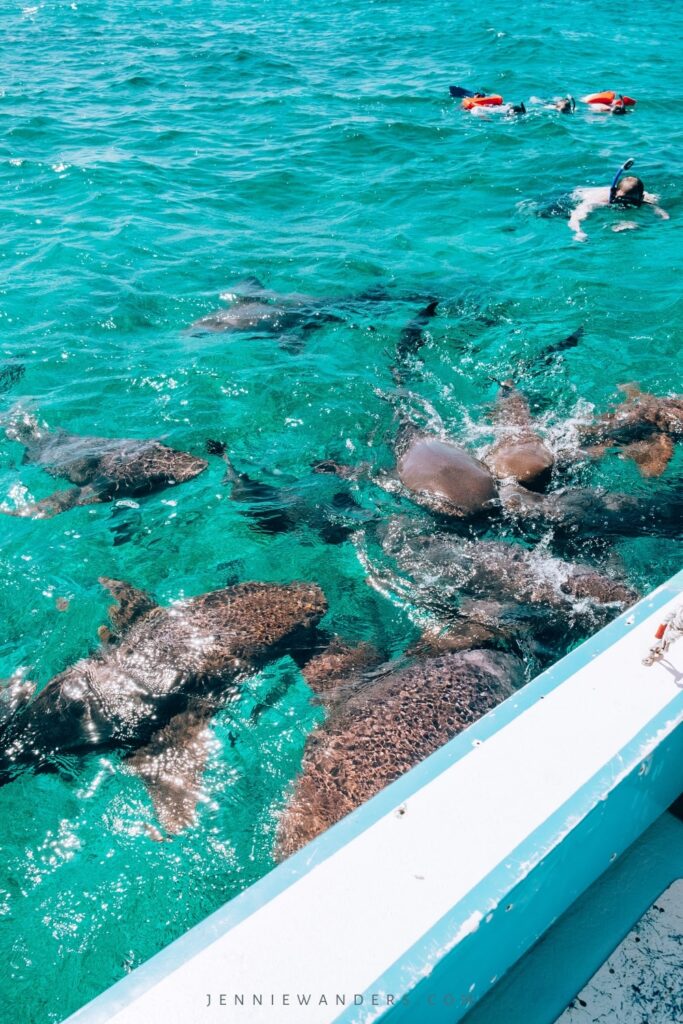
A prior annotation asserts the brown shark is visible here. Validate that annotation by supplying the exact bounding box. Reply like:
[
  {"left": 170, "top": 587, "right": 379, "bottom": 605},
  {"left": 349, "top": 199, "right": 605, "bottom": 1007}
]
[
  {"left": 483, "top": 381, "right": 555, "bottom": 491},
  {"left": 3, "top": 414, "right": 208, "bottom": 517},
  {"left": 277, "top": 649, "right": 523, "bottom": 859},
  {"left": 580, "top": 387, "right": 683, "bottom": 477},
  {"left": 0, "top": 578, "right": 328, "bottom": 833},
  {"left": 374, "top": 517, "right": 637, "bottom": 619}
]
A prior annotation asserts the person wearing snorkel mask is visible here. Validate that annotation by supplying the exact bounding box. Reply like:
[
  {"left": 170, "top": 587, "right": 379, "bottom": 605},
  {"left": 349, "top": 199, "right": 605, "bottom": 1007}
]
[
  {"left": 568, "top": 160, "right": 669, "bottom": 241},
  {"left": 581, "top": 91, "right": 636, "bottom": 115},
  {"left": 527, "top": 94, "right": 576, "bottom": 113},
  {"left": 554, "top": 96, "right": 575, "bottom": 113},
  {"left": 449, "top": 86, "right": 526, "bottom": 116}
]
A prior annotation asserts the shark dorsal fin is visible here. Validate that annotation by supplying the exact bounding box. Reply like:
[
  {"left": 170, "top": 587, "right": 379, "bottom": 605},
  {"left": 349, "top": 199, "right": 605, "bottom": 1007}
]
[
  {"left": 98, "top": 577, "right": 158, "bottom": 637},
  {"left": 219, "top": 276, "right": 267, "bottom": 304}
]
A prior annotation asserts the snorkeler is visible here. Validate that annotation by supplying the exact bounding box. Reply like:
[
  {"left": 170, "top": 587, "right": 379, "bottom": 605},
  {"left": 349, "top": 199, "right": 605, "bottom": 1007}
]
[
  {"left": 527, "top": 94, "right": 576, "bottom": 113},
  {"left": 452, "top": 86, "right": 579, "bottom": 117},
  {"left": 449, "top": 85, "right": 526, "bottom": 116},
  {"left": 581, "top": 90, "right": 636, "bottom": 115},
  {"left": 568, "top": 159, "right": 669, "bottom": 241},
  {"left": 554, "top": 95, "right": 576, "bottom": 113}
]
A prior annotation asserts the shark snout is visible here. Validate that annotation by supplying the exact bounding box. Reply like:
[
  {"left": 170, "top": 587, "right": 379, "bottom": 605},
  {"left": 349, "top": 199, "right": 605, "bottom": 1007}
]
[{"left": 173, "top": 451, "right": 209, "bottom": 482}]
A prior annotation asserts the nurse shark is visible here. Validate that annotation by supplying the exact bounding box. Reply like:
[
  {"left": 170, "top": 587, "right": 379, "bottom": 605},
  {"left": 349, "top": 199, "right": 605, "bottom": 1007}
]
[
  {"left": 0, "top": 578, "right": 328, "bottom": 833},
  {"left": 2, "top": 413, "right": 208, "bottom": 517}
]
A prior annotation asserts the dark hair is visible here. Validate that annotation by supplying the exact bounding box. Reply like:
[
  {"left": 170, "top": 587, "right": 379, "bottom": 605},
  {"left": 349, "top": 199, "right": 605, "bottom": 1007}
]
[{"left": 614, "top": 175, "right": 645, "bottom": 207}]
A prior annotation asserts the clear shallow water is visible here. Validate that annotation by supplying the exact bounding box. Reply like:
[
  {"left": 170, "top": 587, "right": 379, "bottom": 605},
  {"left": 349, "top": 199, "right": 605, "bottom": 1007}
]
[{"left": 0, "top": 1, "right": 681, "bottom": 1020}]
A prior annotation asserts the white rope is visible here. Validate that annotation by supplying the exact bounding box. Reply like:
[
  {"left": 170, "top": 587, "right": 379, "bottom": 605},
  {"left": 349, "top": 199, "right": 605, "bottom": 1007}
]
[{"left": 642, "top": 602, "right": 683, "bottom": 666}]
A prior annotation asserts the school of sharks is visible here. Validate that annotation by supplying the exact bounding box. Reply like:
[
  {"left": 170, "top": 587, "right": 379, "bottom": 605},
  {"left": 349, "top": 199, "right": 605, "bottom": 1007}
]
[{"left": 1, "top": 276, "right": 682, "bottom": 857}]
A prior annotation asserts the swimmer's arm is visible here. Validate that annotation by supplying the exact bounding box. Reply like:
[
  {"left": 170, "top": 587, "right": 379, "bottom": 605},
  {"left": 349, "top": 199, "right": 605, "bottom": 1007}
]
[
  {"left": 568, "top": 197, "right": 598, "bottom": 241},
  {"left": 643, "top": 192, "right": 670, "bottom": 219}
]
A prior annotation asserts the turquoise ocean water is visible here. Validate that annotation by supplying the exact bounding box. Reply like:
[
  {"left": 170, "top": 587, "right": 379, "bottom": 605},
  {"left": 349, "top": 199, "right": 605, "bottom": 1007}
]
[{"left": 0, "top": 2, "right": 681, "bottom": 1020}]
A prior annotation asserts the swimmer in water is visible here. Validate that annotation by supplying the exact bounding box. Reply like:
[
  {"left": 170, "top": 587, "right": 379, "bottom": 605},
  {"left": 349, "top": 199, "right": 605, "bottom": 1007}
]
[
  {"left": 449, "top": 86, "right": 526, "bottom": 116},
  {"left": 568, "top": 160, "right": 669, "bottom": 241},
  {"left": 466, "top": 97, "right": 526, "bottom": 117},
  {"left": 527, "top": 94, "right": 575, "bottom": 113},
  {"left": 581, "top": 91, "right": 636, "bottom": 115}
]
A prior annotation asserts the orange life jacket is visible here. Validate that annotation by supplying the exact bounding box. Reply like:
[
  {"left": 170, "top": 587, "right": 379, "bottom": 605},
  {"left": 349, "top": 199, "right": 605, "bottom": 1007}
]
[
  {"left": 584, "top": 90, "right": 636, "bottom": 107},
  {"left": 462, "top": 94, "right": 504, "bottom": 110}
]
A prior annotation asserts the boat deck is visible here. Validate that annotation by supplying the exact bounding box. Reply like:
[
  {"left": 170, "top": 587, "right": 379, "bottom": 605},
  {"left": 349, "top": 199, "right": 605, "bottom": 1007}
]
[{"left": 558, "top": 877, "right": 682, "bottom": 1023}]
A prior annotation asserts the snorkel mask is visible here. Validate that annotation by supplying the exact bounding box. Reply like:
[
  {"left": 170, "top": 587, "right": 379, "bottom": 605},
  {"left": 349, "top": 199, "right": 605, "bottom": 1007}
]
[{"left": 609, "top": 158, "right": 635, "bottom": 204}]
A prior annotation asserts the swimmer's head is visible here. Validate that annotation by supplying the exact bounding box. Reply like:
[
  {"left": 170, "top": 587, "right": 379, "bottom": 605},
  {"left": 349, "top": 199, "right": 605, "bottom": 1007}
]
[
  {"left": 556, "top": 97, "right": 573, "bottom": 113},
  {"left": 612, "top": 175, "right": 645, "bottom": 207},
  {"left": 611, "top": 101, "right": 628, "bottom": 116}
]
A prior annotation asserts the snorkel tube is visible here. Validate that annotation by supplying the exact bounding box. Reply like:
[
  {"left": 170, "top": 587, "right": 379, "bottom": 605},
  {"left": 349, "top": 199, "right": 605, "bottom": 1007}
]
[{"left": 609, "top": 157, "right": 635, "bottom": 203}]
